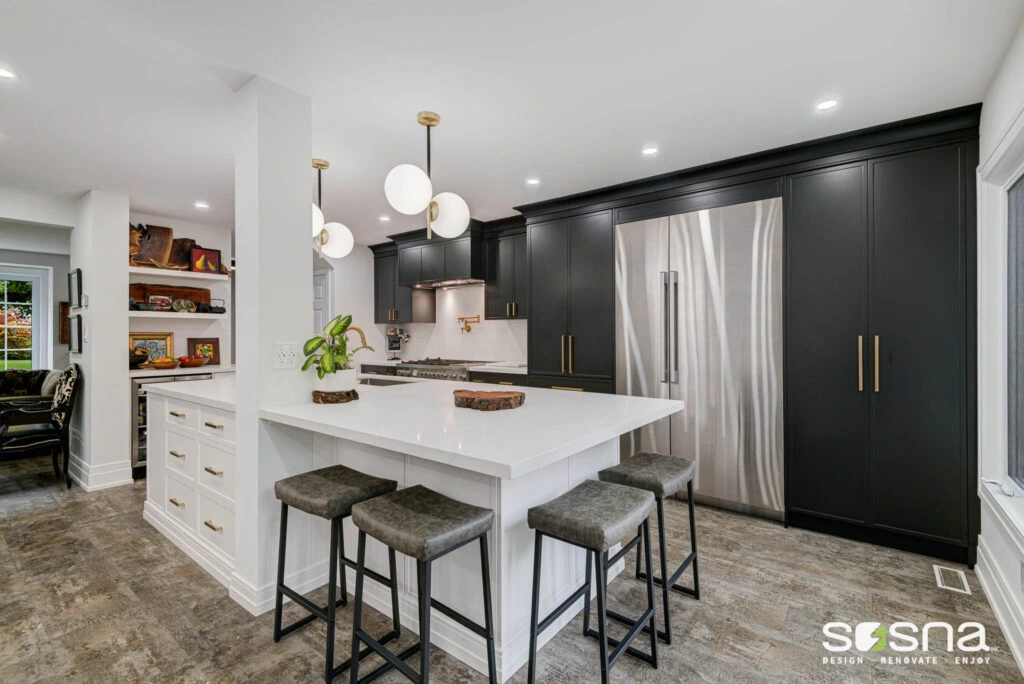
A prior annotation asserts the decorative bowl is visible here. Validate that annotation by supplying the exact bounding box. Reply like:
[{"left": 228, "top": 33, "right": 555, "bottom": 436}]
[
  {"left": 180, "top": 357, "right": 210, "bottom": 368},
  {"left": 135, "top": 303, "right": 159, "bottom": 311},
  {"left": 129, "top": 349, "right": 150, "bottom": 368},
  {"left": 149, "top": 359, "right": 180, "bottom": 370}
]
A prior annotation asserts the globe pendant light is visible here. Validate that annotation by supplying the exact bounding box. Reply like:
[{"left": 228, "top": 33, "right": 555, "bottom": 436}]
[
  {"left": 384, "top": 111, "right": 469, "bottom": 239},
  {"left": 312, "top": 159, "right": 354, "bottom": 259}
]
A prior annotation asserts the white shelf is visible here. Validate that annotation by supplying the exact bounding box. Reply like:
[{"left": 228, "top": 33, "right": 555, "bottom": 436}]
[
  {"left": 129, "top": 311, "right": 227, "bottom": 320},
  {"left": 130, "top": 364, "right": 236, "bottom": 378},
  {"left": 128, "top": 266, "right": 230, "bottom": 282}
]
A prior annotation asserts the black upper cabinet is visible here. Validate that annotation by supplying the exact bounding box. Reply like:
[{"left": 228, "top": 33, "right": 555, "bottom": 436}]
[
  {"left": 374, "top": 254, "right": 397, "bottom": 324},
  {"left": 396, "top": 232, "right": 481, "bottom": 285},
  {"left": 444, "top": 238, "right": 471, "bottom": 280},
  {"left": 528, "top": 211, "right": 613, "bottom": 379},
  {"left": 786, "top": 164, "right": 870, "bottom": 524},
  {"left": 484, "top": 233, "right": 528, "bottom": 319},
  {"left": 421, "top": 243, "right": 445, "bottom": 282},
  {"left": 398, "top": 247, "right": 422, "bottom": 286}
]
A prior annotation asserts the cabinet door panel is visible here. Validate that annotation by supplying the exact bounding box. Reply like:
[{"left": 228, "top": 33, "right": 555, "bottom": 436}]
[
  {"left": 512, "top": 233, "right": 529, "bottom": 318},
  {"left": 394, "top": 255, "right": 414, "bottom": 323},
  {"left": 374, "top": 256, "right": 396, "bottom": 324},
  {"left": 398, "top": 246, "right": 421, "bottom": 285},
  {"left": 484, "top": 238, "right": 506, "bottom": 319},
  {"left": 870, "top": 145, "right": 965, "bottom": 543},
  {"left": 421, "top": 243, "right": 445, "bottom": 282},
  {"left": 568, "top": 212, "right": 614, "bottom": 378},
  {"left": 443, "top": 238, "right": 471, "bottom": 280},
  {"left": 786, "top": 164, "right": 870, "bottom": 523},
  {"left": 529, "top": 220, "right": 569, "bottom": 374}
]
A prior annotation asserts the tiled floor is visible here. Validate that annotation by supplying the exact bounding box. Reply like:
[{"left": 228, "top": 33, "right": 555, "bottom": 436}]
[{"left": 0, "top": 455, "right": 1020, "bottom": 682}]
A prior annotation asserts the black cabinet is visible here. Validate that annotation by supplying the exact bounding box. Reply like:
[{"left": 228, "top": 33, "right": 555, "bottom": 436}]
[
  {"left": 398, "top": 248, "right": 421, "bottom": 286},
  {"left": 484, "top": 233, "right": 528, "bottom": 319},
  {"left": 422, "top": 243, "right": 445, "bottom": 282},
  {"left": 373, "top": 253, "right": 417, "bottom": 324},
  {"left": 444, "top": 238, "right": 471, "bottom": 281},
  {"left": 361, "top": 364, "right": 397, "bottom": 376},
  {"left": 469, "top": 371, "right": 527, "bottom": 386},
  {"left": 786, "top": 142, "right": 972, "bottom": 559},
  {"left": 528, "top": 374, "right": 613, "bottom": 394},
  {"left": 528, "top": 211, "right": 613, "bottom": 380},
  {"left": 395, "top": 231, "right": 482, "bottom": 285}
]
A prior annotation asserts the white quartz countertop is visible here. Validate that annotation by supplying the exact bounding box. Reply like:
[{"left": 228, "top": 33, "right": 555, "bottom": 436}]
[
  {"left": 145, "top": 377, "right": 235, "bottom": 412},
  {"left": 261, "top": 379, "right": 683, "bottom": 480}
]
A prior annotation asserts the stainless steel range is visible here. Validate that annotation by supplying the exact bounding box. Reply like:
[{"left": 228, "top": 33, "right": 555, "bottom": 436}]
[{"left": 395, "top": 358, "right": 489, "bottom": 381}]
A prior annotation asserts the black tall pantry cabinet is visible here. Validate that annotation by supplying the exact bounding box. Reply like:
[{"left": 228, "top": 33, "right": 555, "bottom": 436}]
[{"left": 786, "top": 141, "right": 976, "bottom": 564}]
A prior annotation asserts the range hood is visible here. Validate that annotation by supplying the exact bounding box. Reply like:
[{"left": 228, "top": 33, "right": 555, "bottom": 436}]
[{"left": 414, "top": 278, "right": 484, "bottom": 289}]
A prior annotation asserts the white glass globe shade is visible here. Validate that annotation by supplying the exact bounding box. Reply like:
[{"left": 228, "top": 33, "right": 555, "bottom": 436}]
[
  {"left": 430, "top": 192, "right": 470, "bottom": 238},
  {"left": 384, "top": 164, "right": 433, "bottom": 215},
  {"left": 321, "top": 222, "right": 354, "bottom": 259},
  {"left": 311, "top": 202, "right": 325, "bottom": 237}
]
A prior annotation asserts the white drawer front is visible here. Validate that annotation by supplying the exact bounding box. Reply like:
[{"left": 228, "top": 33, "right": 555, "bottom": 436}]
[
  {"left": 166, "top": 430, "right": 198, "bottom": 481},
  {"left": 165, "top": 475, "right": 196, "bottom": 530},
  {"left": 199, "top": 406, "right": 234, "bottom": 443},
  {"left": 198, "top": 494, "right": 234, "bottom": 558},
  {"left": 198, "top": 441, "right": 235, "bottom": 502},
  {"left": 166, "top": 401, "right": 198, "bottom": 431}
]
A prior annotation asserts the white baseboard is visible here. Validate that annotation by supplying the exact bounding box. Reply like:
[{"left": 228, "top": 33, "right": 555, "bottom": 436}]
[
  {"left": 68, "top": 454, "right": 133, "bottom": 492},
  {"left": 975, "top": 489, "right": 1024, "bottom": 676},
  {"left": 143, "top": 501, "right": 234, "bottom": 587}
]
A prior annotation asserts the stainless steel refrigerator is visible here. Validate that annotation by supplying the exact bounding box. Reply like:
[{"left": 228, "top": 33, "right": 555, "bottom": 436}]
[{"left": 615, "top": 197, "right": 784, "bottom": 518}]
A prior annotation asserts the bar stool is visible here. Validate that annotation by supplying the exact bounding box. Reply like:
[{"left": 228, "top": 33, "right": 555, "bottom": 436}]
[
  {"left": 526, "top": 479, "right": 659, "bottom": 684},
  {"left": 348, "top": 485, "right": 497, "bottom": 683},
  {"left": 599, "top": 452, "right": 700, "bottom": 645},
  {"left": 273, "top": 465, "right": 399, "bottom": 683}
]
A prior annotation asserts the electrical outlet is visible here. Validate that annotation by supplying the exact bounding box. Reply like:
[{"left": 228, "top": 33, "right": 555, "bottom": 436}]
[{"left": 273, "top": 342, "right": 300, "bottom": 369}]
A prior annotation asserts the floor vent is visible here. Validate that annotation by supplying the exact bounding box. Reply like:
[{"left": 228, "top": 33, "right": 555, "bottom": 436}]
[{"left": 933, "top": 564, "right": 972, "bottom": 595}]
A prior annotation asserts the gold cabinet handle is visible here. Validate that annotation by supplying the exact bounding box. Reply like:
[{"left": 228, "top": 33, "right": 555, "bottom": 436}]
[
  {"left": 204, "top": 421, "right": 224, "bottom": 430},
  {"left": 204, "top": 466, "right": 223, "bottom": 476},
  {"left": 498, "top": 381, "right": 514, "bottom": 385},
  {"left": 472, "top": 379, "right": 485, "bottom": 383},
  {"left": 874, "top": 335, "right": 880, "bottom": 393},
  {"left": 568, "top": 335, "right": 575, "bottom": 374},
  {"left": 506, "top": 302, "right": 510, "bottom": 317},
  {"left": 512, "top": 301, "right": 518, "bottom": 317},
  {"left": 168, "top": 497, "right": 185, "bottom": 508},
  {"left": 561, "top": 334, "right": 566, "bottom": 373},
  {"left": 858, "top": 335, "right": 864, "bottom": 392},
  {"left": 169, "top": 410, "right": 185, "bottom": 418},
  {"left": 551, "top": 385, "right": 584, "bottom": 392},
  {"left": 169, "top": 450, "right": 186, "bottom": 459},
  {"left": 203, "top": 520, "right": 223, "bottom": 532}
]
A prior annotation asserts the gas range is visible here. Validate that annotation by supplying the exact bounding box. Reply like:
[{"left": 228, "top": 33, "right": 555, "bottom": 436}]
[{"left": 395, "top": 358, "right": 490, "bottom": 381}]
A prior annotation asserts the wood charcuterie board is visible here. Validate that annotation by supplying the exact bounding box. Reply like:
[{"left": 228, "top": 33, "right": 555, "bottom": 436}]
[
  {"left": 312, "top": 389, "right": 359, "bottom": 404},
  {"left": 453, "top": 389, "right": 525, "bottom": 411}
]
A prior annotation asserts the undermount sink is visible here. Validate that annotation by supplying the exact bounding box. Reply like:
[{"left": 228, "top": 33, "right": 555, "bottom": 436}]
[{"left": 358, "top": 377, "right": 414, "bottom": 387}]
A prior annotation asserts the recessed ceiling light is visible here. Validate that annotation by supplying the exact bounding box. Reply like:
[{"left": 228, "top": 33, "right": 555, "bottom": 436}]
[
  {"left": 0, "top": 68, "right": 17, "bottom": 80},
  {"left": 379, "top": 215, "right": 391, "bottom": 222},
  {"left": 816, "top": 99, "right": 838, "bottom": 111},
  {"left": 194, "top": 200, "right": 209, "bottom": 210},
  {"left": 526, "top": 178, "right": 541, "bottom": 185},
  {"left": 642, "top": 146, "right": 659, "bottom": 157}
]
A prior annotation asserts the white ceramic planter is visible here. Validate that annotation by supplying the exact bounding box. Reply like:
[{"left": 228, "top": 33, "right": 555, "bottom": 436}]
[{"left": 316, "top": 368, "right": 359, "bottom": 392}]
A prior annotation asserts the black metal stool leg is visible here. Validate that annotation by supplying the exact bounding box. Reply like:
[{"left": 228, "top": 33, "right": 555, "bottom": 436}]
[
  {"left": 595, "top": 550, "right": 610, "bottom": 684},
  {"left": 273, "top": 502, "right": 288, "bottom": 642},
  {"left": 417, "top": 559, "right": 432, "bottom": 684},
  {"left": 656, "top": 497, "right": 672, "bottom": 643},
  {"left": 642, "top": 519, "right": 659, "bottom": 668},
  {"left": 349, "top": 530, "right": 366, "bottom": 683},
  {"left": 338, "top": 518, "right": 348, "bottom": 607},
  {"left": 582, "top": 547, "right": 592, "bottom": 636},
  {"left": 389, "top": 547, "right": 401, "bottom": 636},
  {"left": 688, "top": 481, "right": 701, "bottom": 600},
  {"left": 479, "top": 535, "right": 497, "bottom": 684},
  {"left": 634, "top": 528, "right": 642, "bottom": 580},
  {"left": 527, "top": 531, "right": 542, "bottom": 684},
  {"left": 326, "top": 518, "right": 340, "bottom": 683}
]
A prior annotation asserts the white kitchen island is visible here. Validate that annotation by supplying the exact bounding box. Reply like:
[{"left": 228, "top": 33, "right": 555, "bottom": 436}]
[{"left": 144, "top": 375, "right": 682, "bottom": 682}]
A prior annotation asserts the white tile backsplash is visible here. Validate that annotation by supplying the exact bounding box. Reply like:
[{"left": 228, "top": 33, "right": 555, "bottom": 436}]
[{"left": 382, "top": 283, "right": 527, "bottom": 364}]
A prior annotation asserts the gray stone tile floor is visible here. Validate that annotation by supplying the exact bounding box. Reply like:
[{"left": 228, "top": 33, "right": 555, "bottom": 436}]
[{"left": 0, "top": 455, "right": 1020, "bottom": 682}]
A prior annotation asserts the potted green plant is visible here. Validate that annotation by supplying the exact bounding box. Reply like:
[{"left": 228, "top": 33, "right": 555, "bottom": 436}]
[{"left": 302, "top": 314, "right": 373, "bottom": 392}]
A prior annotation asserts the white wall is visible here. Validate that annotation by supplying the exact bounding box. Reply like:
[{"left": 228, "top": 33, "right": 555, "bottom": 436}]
[
  {"left": 0, "top": 186, "right": 77, "bottom": 228},
  {"left": 0, "top": 219, "right": 71, "bottom": 255},
  {"left": 324, "top": 245, "right": 387, "bottom": 363},
  {"left": 398, "top": 284, "right": 527, "bottom": 363},
  {"left": 976, "top": 16, "right": 1024, "bottom": 673}
]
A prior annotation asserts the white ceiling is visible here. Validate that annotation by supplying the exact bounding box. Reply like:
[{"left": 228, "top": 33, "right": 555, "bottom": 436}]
[{"left": 1, "top": 1, "right": 1022, "bottom": 244}]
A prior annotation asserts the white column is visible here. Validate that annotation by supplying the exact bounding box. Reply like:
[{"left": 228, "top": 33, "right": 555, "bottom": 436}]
[
  {"left": 68, "top": 190, "right": 132, "bottom": 490},
  {"left": 230, "top": 77, "right": 314, "bottom": 608}
]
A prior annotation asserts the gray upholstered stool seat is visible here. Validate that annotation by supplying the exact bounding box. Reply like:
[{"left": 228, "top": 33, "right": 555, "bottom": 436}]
[
  {"left": 527, "top": 479, "right": 655, "bottom": 552},
  {"left": 598, "top": 452, "right": 696, "bottom": 498},
  {"left": 274, "top": 464, "right": 397, "bottom": 520},
  {"left": 351, "top": 484, "right": 495, "bottom": 561}
]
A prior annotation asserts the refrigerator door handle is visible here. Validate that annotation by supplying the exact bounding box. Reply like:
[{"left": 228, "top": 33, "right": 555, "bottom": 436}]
[
  {"left": 670, "top": 270, "right": 679, "bottom": 383},
  {"left": 661, "top": 271, "right": 670, "bottom": 382}
]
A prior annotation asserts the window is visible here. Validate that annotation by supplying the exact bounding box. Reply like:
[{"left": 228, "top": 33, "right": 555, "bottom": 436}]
[
  {"left": 1009, "top": 175, "right": 1024, "bottom": 488},
  {"left": 0, "top": 265, "right": 51, "bottom": 370}
]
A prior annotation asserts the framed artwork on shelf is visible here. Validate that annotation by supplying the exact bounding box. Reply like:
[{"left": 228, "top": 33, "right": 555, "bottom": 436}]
[
  {"left": 187, "top": 337, "right": 220, "bottom": 365},
  {"left": 189, "top": 247, "right": 221, "bottom": 274},
  {"left": 59, "top": 302, "right": 70, "bottom": 344},
  {"left": 68, "top": 269, "right": 83, "bottom": 308},
  {"left": 68, "top": 315, "right": 82, "bottom": 354},
  {"left": 129, "top": 332, "right": 173, "bottom": 361}
]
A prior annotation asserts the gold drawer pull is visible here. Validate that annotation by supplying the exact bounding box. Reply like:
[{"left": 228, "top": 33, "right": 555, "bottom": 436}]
[
  {"left": 169, "top": 410, "right": 186, "bottom": 418},
  {"left": 204, "top": 421, "right": 224, "bottom": 430},
  {"left": 168, "top": 497, "right": 185, "bottom": 508},
  {"left": 512, "top": 301, "right": 518, "bottom": 317},
  {"left": 499, "top": 381, "right": 515, "bottom": 385},
  {"left": 551, "top": 385, "right": 584, "bottom": 392},
  {"left": 203, "top": 520, "right": 223, "bottom": 532},
  {"left": 204, "top": 466, "right": 223, "bottom": 477},
  {"left": 169, "top": 450, "right": 186, "bottom": 459},
  {"left": 473, "top": 379, "right": 485, "bottom": 383},
  {"left": 506, "top": 302, "right": 510, "bottom": 317}
]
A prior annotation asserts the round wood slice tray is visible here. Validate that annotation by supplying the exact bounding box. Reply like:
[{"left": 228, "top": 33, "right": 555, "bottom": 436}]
[
  {"left": 453, "top": 389, "right": 525, "bottom": 411},
  {"left": 312, "top": 389, "right": 359, "bottom": 404}
]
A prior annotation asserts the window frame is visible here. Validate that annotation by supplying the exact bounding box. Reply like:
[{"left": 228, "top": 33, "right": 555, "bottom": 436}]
[
  {"left": 1008, "top": 175, "right": 1024, "bottom": 489},
  {"left": 0, "top": 263, "right": 52, "bottom": 370}
]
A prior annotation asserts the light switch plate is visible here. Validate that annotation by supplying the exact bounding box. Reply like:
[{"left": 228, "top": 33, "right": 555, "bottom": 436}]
[{"left": 273, "top": 342, "right": 300, "bottom": 369}]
